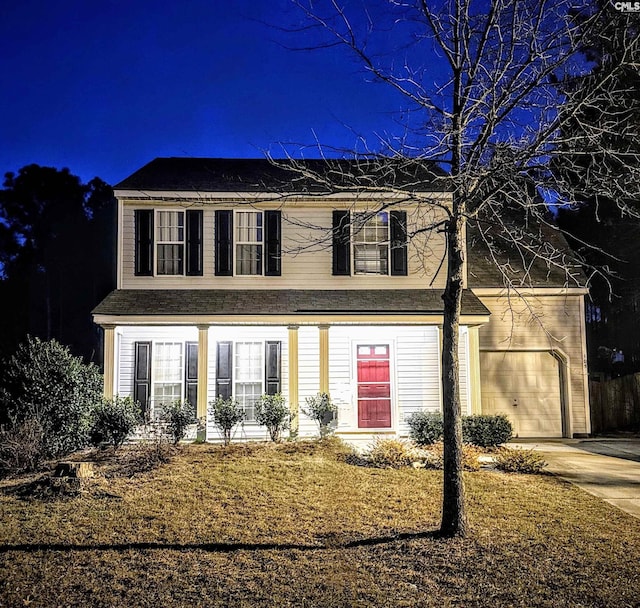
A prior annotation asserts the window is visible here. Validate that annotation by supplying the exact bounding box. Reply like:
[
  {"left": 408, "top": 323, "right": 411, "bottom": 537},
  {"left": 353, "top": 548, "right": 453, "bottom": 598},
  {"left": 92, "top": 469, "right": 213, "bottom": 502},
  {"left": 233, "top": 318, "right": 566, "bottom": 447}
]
[
  {"left": 215, "top": 340, "right": 282, "bottom": 422},
  {"left": 157, "top": 211, "right": 184, "bottom": 275},
  {"left": 214, "top": 210, "right": 281, "bottom": 277},
  {"left": 152, "top": 342, "right": 183, "bottom": 410},
  {"left": 332, "top": 210, "right": 407, "bottom": 276},
  {"left": 353, "top": 212, "right": 389, "bottom": 275},
  {"left": 235, "top": 212, "right": 263, "bottom": 275},
  {"left": 234, "top": 342, "right": 263, "bottom": 421},
  {"left": 134, "top": 209, "right": 203, "bottom": 277},
  {"left": 133, "top": 341, "right": 198, "bottom": 417}
]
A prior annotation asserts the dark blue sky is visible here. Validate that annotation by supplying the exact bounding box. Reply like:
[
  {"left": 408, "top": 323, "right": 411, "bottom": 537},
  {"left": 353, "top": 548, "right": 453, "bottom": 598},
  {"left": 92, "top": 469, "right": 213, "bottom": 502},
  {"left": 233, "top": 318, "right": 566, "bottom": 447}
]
[{"left": 0, "top": 0, "right": 406, "bottom": 185}]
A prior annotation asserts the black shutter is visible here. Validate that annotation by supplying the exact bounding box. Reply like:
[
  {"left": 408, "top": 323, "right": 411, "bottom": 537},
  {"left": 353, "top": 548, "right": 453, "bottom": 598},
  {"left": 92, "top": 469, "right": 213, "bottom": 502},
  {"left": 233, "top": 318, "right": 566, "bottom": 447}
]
[
  {"left": 215, "top": 210, "right": 233, "bottom": 276},
  {"left": 134, "top": 341, "right": 152, "bottom": 416},
  {"left": 185, "top": 341, "right": 198, "bottom": 410},
  {"left": 332, "top": 210, "right": 350, "bottom": 275},
  {"left": 390, "top": 211, "right": 408, "bottom": 276},
  {"left": 265, "top": 341, "right": 281, "bottom": 395},
  {"left": 216, "top": 341, "right": 233, "bottom": 399},
  {"left": 186, "top": 210, "right": 203, "bottom": 276},
  {"left": 264, "top": 210, "right": 281, "bottom": 276},
  {"left": 134, "top": 210, "right": 154, "bottom": 276}
]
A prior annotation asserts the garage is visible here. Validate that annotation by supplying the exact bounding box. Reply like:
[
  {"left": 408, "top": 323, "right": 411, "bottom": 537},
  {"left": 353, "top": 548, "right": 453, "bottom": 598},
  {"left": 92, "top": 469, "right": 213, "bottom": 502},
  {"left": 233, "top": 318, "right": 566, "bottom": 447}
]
[{"left": 479, "top": 351, "right": 565, "bottom": 438}]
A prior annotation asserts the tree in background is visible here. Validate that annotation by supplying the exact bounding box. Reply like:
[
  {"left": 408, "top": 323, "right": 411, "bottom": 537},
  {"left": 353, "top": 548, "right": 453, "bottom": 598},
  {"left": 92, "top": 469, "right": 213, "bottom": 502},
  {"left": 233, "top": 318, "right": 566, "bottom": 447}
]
[
  {"left": 284, "top": 0, "right": 640, "bottom": 536},
  {"left": 556, "top": 5, "right": 640, "bottom": 375},
  {"left": 0, "top": 165, "right": 115, "bottom": 363}
]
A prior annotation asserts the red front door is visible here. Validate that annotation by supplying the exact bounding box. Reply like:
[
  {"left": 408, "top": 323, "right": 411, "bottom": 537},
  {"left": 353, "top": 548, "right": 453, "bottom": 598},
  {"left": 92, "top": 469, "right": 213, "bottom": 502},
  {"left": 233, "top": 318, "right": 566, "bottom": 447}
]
[{"left": 357, "top": 345, "right": 391, "bottom": 428}]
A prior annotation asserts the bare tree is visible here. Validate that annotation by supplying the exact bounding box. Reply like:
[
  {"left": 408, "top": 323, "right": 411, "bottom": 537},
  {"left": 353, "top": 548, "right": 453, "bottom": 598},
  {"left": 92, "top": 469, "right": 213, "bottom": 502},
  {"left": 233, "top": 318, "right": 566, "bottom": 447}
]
[{"left": 279, "top": 0, "right": 640, "bottom": 536}]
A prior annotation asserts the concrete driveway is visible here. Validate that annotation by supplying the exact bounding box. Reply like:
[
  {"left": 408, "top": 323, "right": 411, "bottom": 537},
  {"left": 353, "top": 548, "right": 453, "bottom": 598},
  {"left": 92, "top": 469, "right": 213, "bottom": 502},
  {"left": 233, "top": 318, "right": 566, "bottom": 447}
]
[{"left": 510, "top": 438, "right": 640, "bottom": 519}]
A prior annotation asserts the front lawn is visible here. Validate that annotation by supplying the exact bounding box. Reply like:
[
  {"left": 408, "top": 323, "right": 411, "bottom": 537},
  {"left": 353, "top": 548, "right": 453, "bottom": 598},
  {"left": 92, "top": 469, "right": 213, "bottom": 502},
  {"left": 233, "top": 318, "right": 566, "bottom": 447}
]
[{"left": 1, "top": 440, "right": 639, "bottom": 607}]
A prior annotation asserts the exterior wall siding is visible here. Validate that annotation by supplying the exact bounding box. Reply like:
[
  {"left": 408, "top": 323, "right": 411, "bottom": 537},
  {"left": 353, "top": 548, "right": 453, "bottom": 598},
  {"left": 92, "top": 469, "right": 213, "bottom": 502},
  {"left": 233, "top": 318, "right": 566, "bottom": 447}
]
[
  {"left": 477, "top": 294, "right": 589, "bottom": 435},
  {"left": 114, "top": 323, "right": 473, "bottom": 442},
  {"left": 119, "top": 203, "right": 447, "bottom": 290}
]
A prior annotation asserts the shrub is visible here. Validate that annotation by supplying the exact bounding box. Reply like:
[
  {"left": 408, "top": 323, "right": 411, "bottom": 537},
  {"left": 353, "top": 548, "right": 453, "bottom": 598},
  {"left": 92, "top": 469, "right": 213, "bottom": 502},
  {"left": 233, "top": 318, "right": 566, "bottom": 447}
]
[
  {"left": 0, "top": 337, "right": 102, "bottom": 458},
  {"left": 89, "top": 396, "right": 141, "bottom": 449},
  {"left": 255, "top": 393, "right": 290, "bottom": 442},
  {"left": 162, "top": 400, "right": 196, "bottom": 444},
  {"left": 0, "top": 418, "right": 46, "bottom": 477},
  {"left": 462, "top": 414, "right": 513, "bottom": 447},
  {"left": 494, "top": 447, "right": 547, "bottom": 474},
  {"left": 407, "top": 411, "right": 443, "bottom": 445},
  {"left": 422, "top": 441, "right": 482, "bottom": 471},
  {"left": 208, "top": 397, "right": 244, "bottom": 445},
  {"left": 301, "top": 392, "right": 337, "bottom": 437},
  {"left": 366, "top": 438, "right": 419, "bottom": 469}
]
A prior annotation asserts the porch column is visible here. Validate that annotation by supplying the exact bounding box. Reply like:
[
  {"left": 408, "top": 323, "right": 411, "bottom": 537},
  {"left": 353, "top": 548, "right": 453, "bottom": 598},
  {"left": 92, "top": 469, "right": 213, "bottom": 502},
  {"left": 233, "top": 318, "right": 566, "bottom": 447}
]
[
  {"left": 468, "top": 326, "right": 482, "bottom": 414},
  {"left": 288, "top": 325, "right": 299, "bottom": 437},
  {"left": 319, "top": 324, "right": 329, "bottom": 394},
  {"left": 102, "top": 325, "right": 115, "bottom": 399},
  {"left": 197, "top": 325, "right": 209, "bottom": 420}
]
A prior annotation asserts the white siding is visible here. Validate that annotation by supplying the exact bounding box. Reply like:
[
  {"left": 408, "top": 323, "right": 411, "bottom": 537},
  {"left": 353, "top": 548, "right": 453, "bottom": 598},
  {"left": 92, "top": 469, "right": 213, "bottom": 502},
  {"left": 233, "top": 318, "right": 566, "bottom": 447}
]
[
  {"left": 119, "top": 203, "right": 448, "bottom": 290},
  {"left": 297, "top": 326, "right": 321, "bottom": 438}
]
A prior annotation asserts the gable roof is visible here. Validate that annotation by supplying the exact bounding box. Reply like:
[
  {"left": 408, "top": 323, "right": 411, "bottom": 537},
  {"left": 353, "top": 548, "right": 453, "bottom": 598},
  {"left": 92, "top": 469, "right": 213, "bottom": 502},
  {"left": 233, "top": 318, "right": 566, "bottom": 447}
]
[{"left": 114, "top": 157, "right": 449, "bottom": 193}]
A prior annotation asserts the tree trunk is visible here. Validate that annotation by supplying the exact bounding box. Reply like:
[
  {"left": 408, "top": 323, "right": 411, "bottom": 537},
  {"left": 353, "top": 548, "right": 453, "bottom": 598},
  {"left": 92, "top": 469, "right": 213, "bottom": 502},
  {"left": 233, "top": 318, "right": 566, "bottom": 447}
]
[{"left": 440, "top": 215, "right": 467, "bottom": 537}]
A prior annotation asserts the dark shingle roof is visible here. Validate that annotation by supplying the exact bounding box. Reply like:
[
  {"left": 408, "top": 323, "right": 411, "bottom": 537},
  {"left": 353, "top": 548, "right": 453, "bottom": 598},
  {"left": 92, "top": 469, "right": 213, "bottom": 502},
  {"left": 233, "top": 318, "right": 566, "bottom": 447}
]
[
  {"left": 93, "top": 289, "right": 489, "bottom": 317},
  {"left": 114, "top": 158, "right": 449, "bottom": 193}
]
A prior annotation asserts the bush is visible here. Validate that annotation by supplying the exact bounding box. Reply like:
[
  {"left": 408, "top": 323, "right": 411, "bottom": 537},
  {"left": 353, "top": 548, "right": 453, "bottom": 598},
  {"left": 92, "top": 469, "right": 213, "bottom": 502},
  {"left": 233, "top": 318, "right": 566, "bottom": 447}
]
[
  {"left": 366, "top": 438, "right": 419, "bottom": 469},
  {"left": 462, "top": 414, "right": 513, "bottom": 447},
  {"left": 408, "top": 411, "right": 513, "bottom": 448},
  {"left": 301, "top": 392, "right": 337, "bottom": 437},
  {"left": 162, "top": 400, "right": 196, "bottom": 444},
  {"left": 89, "top": 396, "right": 141, "bottom": 449},
  {"left": 209, "top": 397, "right": 244, "bottom": 445},
  {"left": 422, "top": 441, "right": 482, "bottom": 471},
  {"left": 0, "top": 418, "right": 46, "bottom": 477},
  {"left": 0, "top": 337, "right": 102, "bottom": 458},
  {"left": 494, "top": 447, "right": 547, "bottom": 473},
  {"left": 407, "top": 411, "right": 443, "bottom": 445},
  {"left": 255, "top": 393, "right": 289, "bottom": 442}
]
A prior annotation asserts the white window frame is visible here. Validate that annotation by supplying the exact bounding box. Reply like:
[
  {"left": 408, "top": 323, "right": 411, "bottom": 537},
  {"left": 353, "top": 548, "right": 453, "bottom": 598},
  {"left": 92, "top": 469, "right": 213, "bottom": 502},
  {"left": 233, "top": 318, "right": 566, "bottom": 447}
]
[
  {"left": 155, "top": 209, "right": 185, "bottom": 276},
  {"left": 352, "top": 211, "right": 390, "bottom": 276},
  {"left": 234, "top": 210, "right": 263, "bottom": 276},
  {"left": 233, "top": 340, "right": 265, "bottom": 422},
  {"left": 151, "top": 341, "right": 184, "bottom": 417}
]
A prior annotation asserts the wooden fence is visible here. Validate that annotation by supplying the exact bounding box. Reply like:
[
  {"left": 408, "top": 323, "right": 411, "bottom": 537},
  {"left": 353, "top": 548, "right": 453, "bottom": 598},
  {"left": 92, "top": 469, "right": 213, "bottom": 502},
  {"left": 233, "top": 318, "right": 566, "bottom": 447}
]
[{"left": 590, "top": 373, "right": 640, "bottom": 433}]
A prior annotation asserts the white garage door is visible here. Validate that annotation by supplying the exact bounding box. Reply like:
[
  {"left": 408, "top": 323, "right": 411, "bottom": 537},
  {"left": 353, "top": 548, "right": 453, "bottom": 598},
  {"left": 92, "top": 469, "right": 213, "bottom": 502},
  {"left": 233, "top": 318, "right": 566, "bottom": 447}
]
[{"left": 480, "top": 351, "right": 563, "bottom": 438}]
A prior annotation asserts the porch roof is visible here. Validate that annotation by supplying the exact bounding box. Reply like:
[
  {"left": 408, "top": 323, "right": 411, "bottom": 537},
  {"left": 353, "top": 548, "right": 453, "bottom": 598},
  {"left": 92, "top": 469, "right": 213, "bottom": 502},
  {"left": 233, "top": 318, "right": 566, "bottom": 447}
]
[{"left": 93, "top": 289, "right": 490, "bottom": 317}]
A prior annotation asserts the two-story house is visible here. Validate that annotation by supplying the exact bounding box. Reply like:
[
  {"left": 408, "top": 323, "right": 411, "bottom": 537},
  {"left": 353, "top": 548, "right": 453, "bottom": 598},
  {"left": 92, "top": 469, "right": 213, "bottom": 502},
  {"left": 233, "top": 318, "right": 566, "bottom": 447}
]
[{"left": 92, "top": 158, "right": 591, "bottom": 441}]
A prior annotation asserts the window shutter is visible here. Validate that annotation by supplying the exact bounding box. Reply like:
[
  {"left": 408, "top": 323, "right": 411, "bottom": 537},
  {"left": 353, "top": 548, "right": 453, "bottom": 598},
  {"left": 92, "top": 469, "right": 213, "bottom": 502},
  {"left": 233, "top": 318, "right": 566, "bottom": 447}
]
[
  {"left": 216, "top": 341, "right": 233, "bottom": 399},
  {"left": 264, "top": 210, "right": 281, "bottom": 276},
  {"left": 134, "top": 341, "right": 152, "bottom": 416},
  {"left": 265, "top": 341, "right": 281, "bottom": 395},
  {"left": 186, "top": 210, "right": 203, "bottom": 276},
  {"left": 215, "top": 210, "right": 233, "bottom": 276},
  {"left": 390, "top": 210, "right": 408, "bottom": 276},
  {"left": 332, "top": 210, "right": 350, "bottom": 275},
  {"left": 185, "top": 341, "right": 198, "bottom": 410},
  {"left": 134, "top": 210, "right": 154, "bottom": 276}
]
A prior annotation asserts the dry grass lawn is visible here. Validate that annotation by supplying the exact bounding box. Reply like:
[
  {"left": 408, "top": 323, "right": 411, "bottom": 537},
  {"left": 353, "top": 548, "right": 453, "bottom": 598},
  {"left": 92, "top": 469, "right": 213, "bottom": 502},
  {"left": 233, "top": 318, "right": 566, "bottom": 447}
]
[{"left": 1, "top": 439, "right": 639, "bottom": 607}]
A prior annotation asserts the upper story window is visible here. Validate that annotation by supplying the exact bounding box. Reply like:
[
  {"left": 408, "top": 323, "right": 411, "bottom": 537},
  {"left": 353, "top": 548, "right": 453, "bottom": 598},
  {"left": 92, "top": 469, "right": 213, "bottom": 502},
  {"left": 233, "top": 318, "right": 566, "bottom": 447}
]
[
  {"left": 332, "top": 210, "right": 408, "bottom": 277},
  {"left": 235, "top": 211, "right": 263, "bottom": 276},
  {"left": 215, "top": 210, "right": 281, "bottom": 277},
  {"left": 353, "top": 212, "right": 389, "bottom": 275},
  {"left": 156, "top": 211, "right": 184, "bottom": 275},
  {"left": 134, "top": 209, "right": 203, "bottom": 277}
]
